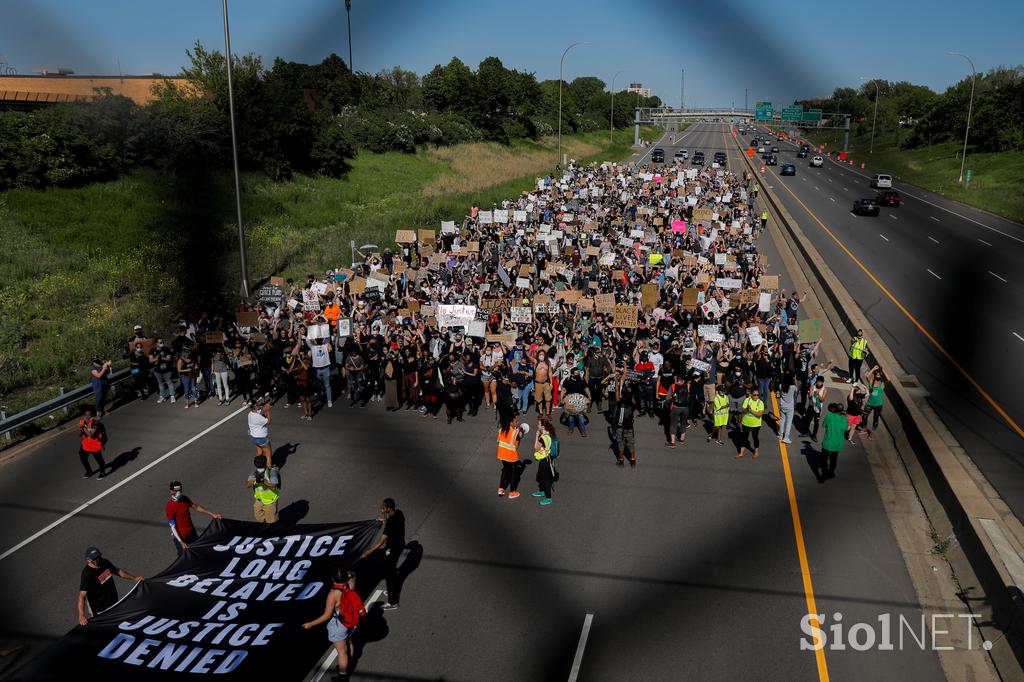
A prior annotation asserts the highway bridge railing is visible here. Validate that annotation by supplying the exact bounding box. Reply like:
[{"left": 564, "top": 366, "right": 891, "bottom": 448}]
[{"left": 1, "top": 368, "right": 132, "bottom": 446}]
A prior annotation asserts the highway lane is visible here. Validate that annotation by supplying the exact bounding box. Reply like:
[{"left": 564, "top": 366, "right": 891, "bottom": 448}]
[
  {"left": 740, "top": 123, "right": 1024, "bottom": 517},
  {"left": 0, "top": 126, "right": 944, "bottom": 681}
]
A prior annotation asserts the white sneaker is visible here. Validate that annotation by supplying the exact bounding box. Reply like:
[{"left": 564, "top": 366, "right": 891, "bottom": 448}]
[
  {"left": 327, "top": 401, "right": 333, "bottom": 408},
  {"left": 157, "top": 396, "right": 165, "bottom": 404},
  {"left": 170, "top": 396, "right": 177, "bottom": 404},
  {"left": 782, "top": 437, "right": 792, "bottom": 444}
]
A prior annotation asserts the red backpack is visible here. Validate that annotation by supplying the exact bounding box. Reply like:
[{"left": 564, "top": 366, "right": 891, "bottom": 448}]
[{"left": 334, "top": 585, "right": 366, "bottom": 628}]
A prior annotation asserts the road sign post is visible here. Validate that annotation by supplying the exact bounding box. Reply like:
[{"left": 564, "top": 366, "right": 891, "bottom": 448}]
[
  {"left": 782, "top": 106, "right": 804, "bottom": 122},
  {"left": 755, "top": 102, "right": 773, "bottom": 121}
]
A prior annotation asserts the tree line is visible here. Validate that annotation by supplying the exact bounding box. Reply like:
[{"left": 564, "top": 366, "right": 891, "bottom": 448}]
[
  {"left": 0, "top": 44, "right": 662, "bottom": 190},
  {"left": 795, "top": 65, "right": 1024, "bottom": 152}
]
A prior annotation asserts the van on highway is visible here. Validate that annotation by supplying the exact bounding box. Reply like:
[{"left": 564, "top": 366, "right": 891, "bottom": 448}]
[{"left": 871, "top": 173, "right": 893, "bottom": 189}]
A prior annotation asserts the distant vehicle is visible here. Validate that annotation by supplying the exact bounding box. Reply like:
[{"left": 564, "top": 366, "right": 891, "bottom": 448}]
[
  {"left": 692, "top": 152, "right": 705, "bottom": 165},
  {"left": 651, "top": 148, "right": 665, "bottom": 163},
  {"left": 757, "top": 146, "right": 766, "bottom": 153},
  {"left": 771, "top": 146, "right": 780, "bottom": 153},
  {"left": 797, "top": 149, "right": 809, "bottom": 158},
  {"left": 810, "top": 156, "right": 824, "bottom": 167},
  {"left": 800, "top": 144, "right": 810, "bottom": 152},
  {"left": 871, "top": 173, "right": 893, "bottom": 189},
  {"left": 679, "top": 149, "right": 689, "bottom": 159},
  {"left": 765, "top": 155, "right": 778, "bottom": 166},
  {"left": 674, "top": 150, "right": 686, "bottom": 160},
  {"left": 780, "top": 164, "right": 796, "bottom": 176},
  {"left": 750, "top": 139, "right": 758, "bottom": 148},
  {"left": 713, "top": 152, "right": 727, "bottom": 166},
  {"left": 852, "top": 198, "right": 880, "bottom": 216},
  {"left": 875, "top": 190, "right": 901, "bottom": 207}
]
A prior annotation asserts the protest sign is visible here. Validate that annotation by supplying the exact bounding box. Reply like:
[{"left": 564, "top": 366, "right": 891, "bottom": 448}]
[
  {"left": 513, "top": 210, "right": 527, "bottom": 223},
  {"left": 671, "top": 220, "right": 687, "bottom": 233},
  {"left": 515, "top": 277, "right": 531, "bottom": 289},
  {"left": 395, "top": 229, "right": 416, "bottom": 243},
  {"left": 486, "top": 332, "right": 517, "bottom": 345},
  {"left": 235, "top": 312, "right": 259, "bottom": 327},
  {"left": 258, "top": 285, "right": 283, "bottom": 306},
  {"left": 478, "top": 210, "right": 493, "bottom": 224},
  {"left": 759, "top": 291, "right": 773, "bottom": 313},
  {"left": 747, "top": 326, "right": 764, "bottom": 346},
  {"left": 595, "top": 293, "right": 617, "bottom": 314},
  {"left": 440, "top": 220, "right": 458, "bottom": 234},
  {"left": 641, "top": 283, "right": 659, "bottom": 310},
  {"left": 248, "top": 333, "right": 267, "bottom": 344},
  {"left": 203, "top": 331, "right": 225, "bottom": 345},
  {"left": 690, "top": 358, "right": 712, "bottom": 374},
  {"left": 510, "top": 306, "right": 532, "bottom": 324},
  {"left": 798, "top": 318, "right": 822, "bottom": 343},
  {"left": 555, "top": 290, "right": 583, "bottom": 304},
  {"left": 714, "top": 278, "right": 743, "bottom": 290},
  {"left": 437, "top": 304, "right": 476, "bottom": 328},
  {"left": 739, "top": 288, "right": 759, "bottom": 306},
  {"left": 760, "top": 275, "right": 780, "bottom": 290},
  {"left": 693, "top": 207, "right": 713, "bottom": 223},
  {"left": 418, "top": 229, "right": 436, "bottom": 244},
  {"left": 681, "top": 288, "right": 698, "bottom": 310},
  {"left": 337, "top": 318, "right": 352, "bottom": 337},
  {"left": 613, "top": 305, "right": 639, "bottom": 329},
  {"left": 697, "top": 324, "right": 720, "bottom": 338},
  {"left": 467, "top": 320, "right": 487, "bottom": 338},
  {"left": 19, "top": 518, "right": 378, "bottom": 681},
  {"left": 269, "top": 276, "right": 286, "bottom": 287},
  {"left": 701, "top": 298, "right": 721, "bottom": 318},
  {"left": 348, "top": 277, "right": 365, "bottom": 294}
]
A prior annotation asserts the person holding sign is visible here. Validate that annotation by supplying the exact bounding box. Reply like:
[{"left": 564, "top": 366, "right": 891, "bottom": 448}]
[
  {"left": 303, "top": 569, "right": 366, "bottom": 682},
  {"left": 735, "top": 388, "right": 765, "bottom": 460}
]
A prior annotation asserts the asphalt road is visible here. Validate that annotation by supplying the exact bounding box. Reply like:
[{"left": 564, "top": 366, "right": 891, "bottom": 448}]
[
  {"left": 0, "top": 124, "right": 944, "bottom": 681},
  {"left": 741, "top": 122, "right": 1024, "bottom": 518}
]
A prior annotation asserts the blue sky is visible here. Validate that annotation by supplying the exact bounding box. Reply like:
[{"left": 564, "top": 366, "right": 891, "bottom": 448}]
[{"left": 2, "top": 0, "right": 1019, "bottom": 107}]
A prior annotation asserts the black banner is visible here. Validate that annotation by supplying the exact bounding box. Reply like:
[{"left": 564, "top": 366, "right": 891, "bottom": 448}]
[{"left": 16, "top": 519, "right": 379, "bottom": 680}]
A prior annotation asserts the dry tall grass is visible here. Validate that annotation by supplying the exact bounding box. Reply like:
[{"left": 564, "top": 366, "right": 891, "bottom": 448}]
[{"left": 422, "top": 135, "right": 602, "bottom": 197}]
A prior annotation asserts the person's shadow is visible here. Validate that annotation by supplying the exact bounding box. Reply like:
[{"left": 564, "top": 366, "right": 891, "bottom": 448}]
[
  {"left": 105, "top": 446, "right": 142, "bottom": 475},
  {"left": 272, "top": 442, "right": 299, "bottom": 469},
  {"left": 275, "top": 499, "right": 309, "bottom": 525},
  {"left": 800, "top": 442, "right": 826, "bottom": 483}
]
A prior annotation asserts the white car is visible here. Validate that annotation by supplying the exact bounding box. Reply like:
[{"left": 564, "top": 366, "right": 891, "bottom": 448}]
[
  {"left": 757, "top": 146, "right": 766, "bottom": 153},
  {"left": 810, "top": 156, "right": 824, "bottom": 167},
  {"left": 680, "top": 149, "right": 689, "bottom": 159},
  {"left": 871, "top": 173, "right": 893, "bottom": 189}
]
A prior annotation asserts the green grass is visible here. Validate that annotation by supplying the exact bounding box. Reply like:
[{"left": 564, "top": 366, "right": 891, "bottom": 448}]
[
  {"left": 796, "top": 127, "right": 1024, "bottom": 223},
  {"left": 0, "top": 125, "right": 661, "bottom": 417}
]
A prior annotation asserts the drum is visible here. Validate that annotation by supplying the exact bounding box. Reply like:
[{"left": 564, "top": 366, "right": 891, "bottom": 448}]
[{"left": 563, "top": 393, "right": 589, "bottom": 416}]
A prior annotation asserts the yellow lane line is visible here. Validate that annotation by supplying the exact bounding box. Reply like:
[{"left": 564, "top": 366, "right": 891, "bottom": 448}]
[
  {"left": 723, "top": 124, "right": 830, "bottom": 682},
  {"left": 762, "top": 159, "right": 1024, "bottom": 440}
]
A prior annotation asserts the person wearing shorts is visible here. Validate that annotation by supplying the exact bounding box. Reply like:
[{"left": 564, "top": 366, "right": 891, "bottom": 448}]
[
  {"left": 247, "top": 400, "right": 271, "bottom": 460},
  {"left": 304, "top": 569, "right": 365, "bottom": 681}
]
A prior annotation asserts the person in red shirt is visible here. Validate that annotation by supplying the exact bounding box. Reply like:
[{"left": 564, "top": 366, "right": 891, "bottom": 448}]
[
  {"left": 165, "top": 480, "right": 221, "bottom": 557},
  {"left": 78, "top": 407, "right": 108, "bottom": 479}
]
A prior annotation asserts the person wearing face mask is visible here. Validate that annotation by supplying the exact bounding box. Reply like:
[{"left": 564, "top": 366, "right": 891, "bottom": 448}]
[
  {"left": 165, "top": 480, "right": 221, "bottom": 557},
  {"left": 247, "top": 455, "right": 281, "bottom": 523},
  {"left": 150, "top": 339, "right": 178, "bottom": 404},
  {"left": 533, "top": 350, "right": 553, "bottom": 418}
]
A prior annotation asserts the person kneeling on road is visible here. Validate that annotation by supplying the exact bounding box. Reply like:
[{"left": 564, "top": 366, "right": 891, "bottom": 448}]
[{"left": 247, "top": 455, "right": 280, "bottom": 523}]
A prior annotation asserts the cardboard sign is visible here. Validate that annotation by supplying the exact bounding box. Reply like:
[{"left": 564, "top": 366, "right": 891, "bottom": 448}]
[
  {"left": 510, "top": 306, "right": 532, "bottom": 324},
  {"left": 697, "top": 324, "right": 720, "bottom": 338},
  {"left": 486, "top": 332, "right": 517, "bottom": 345},
  {"left": 739, "top": 288, "right": 760, "bottom": 306},
  {"left": 395, "top": 229, "right": 416, "bottom": 243},
  {"left": 798, "top": 318, "right": 822, "bottom": 343},
  {"left": 249, "top": 332, "right": 267, "bottom": 344},
  {"left": 418, "top": 229, "right": 436, "bottom": 244},
  {"left": 759, "top": 291, "right": 773, "bottom": 313},
  {"left": 556, "top": 290, "right": 583, "bottom": 304},
  {"left": 368, "top": 270, "right": 390, "bottom": 283},
  {"left": 270, "top": 276, "right": 286, "bottom": 287},
  {"left": 515, "top": 277, "right": 531, "bottom": 289},
  {"left": 595, "top": 293, "right": 617, "bottom": 314},
  {"left": 641, "top": 283, "right": 659, "bottom": 311},
  {"left": 693, "top": 207, "right": 713, "bottom": 223},
  {"left": 467, "top": 320, "right": 487, "bottom": 338},
  {"left": 203, "top": 331, "right": 225, "bottom": 345},
  {"left": 440, "top": 220, "right": 458, "bottom": 234},
  {"left": 681, "top": 288, "right": 699, "bottom": 310},
  {"left": 613, "top": 305, "right": 639, "bottom": 329},
  {"left": 761, "top": 275, "right": 780, "bottom": 290},
  {"left": 236, "top": 311, "right": 259, "bottom": 327},
  {"left": 349, "top": 277, "right": 366, "bottom": 294},
  {"left": 715, "top": 278, "right": 743, "bottom": 290}
]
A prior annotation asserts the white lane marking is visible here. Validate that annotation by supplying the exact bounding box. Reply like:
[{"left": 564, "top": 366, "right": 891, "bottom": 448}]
[
  {"left": 979, "top": 239, "right": 993, "bottom": 246},
  {"left": 311, "top": 586, "right": 386, "bottom": 682},
  {"left": 930, "top": 216, "right": 940, "bottom": 222},
  {"left": 1015, "top": 332, "right": 1024, "bottom": 343},
  {"left": 927, "top": 269, "right": 942, "bottom": 280},
  {"left": 842, "top": 187, "right": 848, "bottom": 192},
  {"left": 0, "top": 406, "right": 247, "bottom": 562},
  {"left": 889, "top": 214, "right": 898, "bottom": 220},
  {"left": 814, "top": 186, "right": 819, "bottom": 190},
  {"left": 829, "top": 197, "right": 835, "bottom": 202},
  {"left": 880, "top": 234, "right": 889, "bottom": 242},
  {"left": 928, "top": 236, "right": 940, "bottom": 244},
  {"left": 568, "top": 613, "right": 596, "bottom": 682},
  {"left": 822, "top": 156, "right": 1024, "bottom": 245},
  {"left": 989, "top": 271, "right": 1007, "bottom": 283},
  {"left": 828, "top": 178, "right": 833, "bottom": 182}
]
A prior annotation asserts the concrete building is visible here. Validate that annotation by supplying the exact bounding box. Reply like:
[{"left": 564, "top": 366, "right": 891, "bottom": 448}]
[
  {"left": 625, "top": 82, "right": 650, "bottom": 98},
  {"left": 0, "top": 74, "right": 190, "bottom": 109}
]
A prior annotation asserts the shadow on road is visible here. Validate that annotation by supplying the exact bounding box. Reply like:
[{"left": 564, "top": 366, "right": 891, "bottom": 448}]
[{"left": 105, "top": 446, "right": 142, "bottom": 475}]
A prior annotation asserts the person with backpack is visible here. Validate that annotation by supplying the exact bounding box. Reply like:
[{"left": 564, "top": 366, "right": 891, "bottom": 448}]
[
  {"left": 246, "top": 455, "right": 280, "bottom": 523},
  {"left": 666, "top": 372, "right": 689, "bottom": 449},
  {"left": 531, "top": 419, "right": 558, "bottom": 506},
  {"left": 78, "top": 407, "right": 108, "bottom": 479},
  {"left": 303, "top": 568, "right": 366, "bottom": 682}
]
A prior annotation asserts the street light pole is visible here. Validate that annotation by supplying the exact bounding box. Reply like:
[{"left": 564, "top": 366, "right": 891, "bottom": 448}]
[
  {"left": 860, "top": 77, "right": 880, "bottom": 154},
  {"left": 557, "top": 41, "right": 588, "bottom": 169},
  {"left": 221, "top": 0, "right": 248, "bottom": 298},
  {"left": 345, "top": 0, "right": 353, "bottom": 71},
  {"left": 680, "top": 68, "right": 684, "bottom": 110},
  {"left": 947, "top": 51, "right": 977, "bottom": 183},
  {"left": 610, "top": 70, "right": 625, "bottom": 144}
]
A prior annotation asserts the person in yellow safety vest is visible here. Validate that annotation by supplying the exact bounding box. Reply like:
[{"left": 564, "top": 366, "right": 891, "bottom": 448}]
[
  {"left": 496, "top": 415, "right": 527, "bottom": 499},
  {"left": 753, "top": 182, "right": 760, "bottom": 196},
  {"left": 531, "top": 419, "right": 557, "bottom": 506},
  {"left": 847, "top": 329, "right": 869, "bottom": 384},
  {"left": 760, "top": 211, "right": 769, "bottom": 229},
  {"left": 706, "top": 384, "right": 730, "bottom": 446},
  {"left": 735, "top": 389, "right": 765, "bottom": 460},
  {"left": 247, "top": 455, "right": 280, "bottom": 523}
]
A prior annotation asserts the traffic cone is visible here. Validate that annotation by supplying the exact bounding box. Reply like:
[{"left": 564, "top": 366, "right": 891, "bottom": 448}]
[
  {"left": 849, "top": 160, "right": 853, "bottom": 165},
  {"left": 860, "top": 162, "right": 865, "bottom": 169}
]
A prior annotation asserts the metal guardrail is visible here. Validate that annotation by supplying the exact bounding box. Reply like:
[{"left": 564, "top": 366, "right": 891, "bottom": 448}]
[{"left": 0, "top": 368, "right": 132, "bottom": 444}]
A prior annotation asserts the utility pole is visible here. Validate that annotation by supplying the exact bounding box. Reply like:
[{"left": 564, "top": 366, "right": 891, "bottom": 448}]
[
  {"left": 557, "top": 41, "right": 588, "bottom": 168},
  {"left": 345, "top": 0, "right": 353, "bottom": 71},
  {"left": 744, "top": 87, "right": 748, "bottom": 111},
  {"left": 680, "top": 68, "right": 684, "bottom": 110},
  {"left": 221, "top": 0, "right": 248, "bottom": 298}
]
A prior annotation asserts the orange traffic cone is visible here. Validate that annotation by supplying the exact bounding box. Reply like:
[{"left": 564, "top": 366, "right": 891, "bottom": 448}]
[{"left": 860, "top": 162, "right": 865, "bottom": 169}]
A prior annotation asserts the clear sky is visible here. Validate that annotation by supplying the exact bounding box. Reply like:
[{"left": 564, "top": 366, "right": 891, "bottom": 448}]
[{"left": 2, "top": 0, "right": 1019, "bottom": 107}]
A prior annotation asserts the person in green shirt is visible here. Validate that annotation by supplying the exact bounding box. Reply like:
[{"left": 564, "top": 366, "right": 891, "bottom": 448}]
[
  {"left": 862, "top": 365, "right": 886, "bottom": 438},
  {"left": 819, "top": 403, "right": 849, "bottom": 481}
]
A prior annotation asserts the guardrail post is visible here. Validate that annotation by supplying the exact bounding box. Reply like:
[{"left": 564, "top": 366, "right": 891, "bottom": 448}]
[
  {"left": 1, "top": 411, "right": 9, "bottom": 444},
  {"left": 60, "top": 387, "right": 69, "bottom": 416}
]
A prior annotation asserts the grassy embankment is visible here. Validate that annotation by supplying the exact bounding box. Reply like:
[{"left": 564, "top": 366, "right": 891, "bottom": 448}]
[
  {"left": 0, "top": 125, "right": 661, "bottom": 417},
  {"left": 794, "top": 127, "right": 1024, "bottom": 223}
]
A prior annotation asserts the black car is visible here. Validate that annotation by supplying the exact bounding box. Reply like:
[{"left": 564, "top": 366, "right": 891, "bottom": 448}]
[
  {"left": 771, "top": 146, "right": 780, "bottom": 153},
  {"left": 692, "top": 152, "right": 705, "bottom": 165},
  {"left": 651, "top": 148, "right": 665, "bottom": 163},
  {"left": 765, "top": 155, "right": 778, "bottom": 166},
  {"left": 852, "top": 198, "right": 880, "bottom": 216},
  {"left": 749, "top": 139, "right": 758, "bottom": 148},
  {"left": 713, "top": 152, "right": 727, "bottom": 166},
  {"left": 797, "top": 149, "right": 809, "bottom": 158},
  {"left": 780, "top": 164, "right": 796, "bottom": 176},
  {"left": 800, "top": 144, "right": 810, "bottom": 152},
  {"left": 876, "top": 190, "right": 902, "bottom": 207}
]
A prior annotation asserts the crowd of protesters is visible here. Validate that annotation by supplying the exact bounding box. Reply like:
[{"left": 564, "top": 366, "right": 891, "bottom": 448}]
[{"left": 85, "top": 145, "right": 885, "bottom": 484}]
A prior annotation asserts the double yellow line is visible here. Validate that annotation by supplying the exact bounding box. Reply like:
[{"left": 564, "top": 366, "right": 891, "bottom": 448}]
[{"left": 720, "top": 124, "right": 830, "bottom": 682}]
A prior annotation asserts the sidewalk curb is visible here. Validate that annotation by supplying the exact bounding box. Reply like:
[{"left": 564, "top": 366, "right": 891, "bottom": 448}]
[{"left": 734, "top": 128, "right": 1024, "bottom": 678}]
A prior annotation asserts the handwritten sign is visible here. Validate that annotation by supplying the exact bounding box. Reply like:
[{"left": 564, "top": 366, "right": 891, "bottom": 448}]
[
  {"left": 395, "top": 229, "right": 416, "bottom": 243},
  {"left": 510, "top": 306, "right": 532, "bottom": 324},
  {"left": 613, "top": 305, "right": 639, "bottom": 329}
]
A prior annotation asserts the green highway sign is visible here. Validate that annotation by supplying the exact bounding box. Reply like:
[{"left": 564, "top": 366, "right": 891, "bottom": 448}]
[
  {"left": 755, "top": 102, "right": 773, "bottom": 120},
  {"left": 781, "top": 106, "right": 804, "bottom": 121},
  {"left": 966, "top": 168, "right": 973, "bottom": 183},
  {"left": 802, "top": 109, "right": 822, "bottom": 122}
]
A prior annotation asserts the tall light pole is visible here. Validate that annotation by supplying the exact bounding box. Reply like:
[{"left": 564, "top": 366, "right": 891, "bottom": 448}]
[
  {"left": 345, "top": 0, "right": 353, "bottom": 71},
  {"left": 557, "top": 41, "right": 588, "bottom": 168},
  {"left": 680, "top": 68, "right": 685, "bottom": 110},
  {"left": 610, "top": 70, "right": 626, "bottom": 143},
  {"left": 947, "top": 51, "right": 977, "bottom": 183},
  {"left": 221, "top": 0, "right": 248, "bottom": 298},
  {"left": 860, "top": 76, "right": 880, "bottom": 154}
]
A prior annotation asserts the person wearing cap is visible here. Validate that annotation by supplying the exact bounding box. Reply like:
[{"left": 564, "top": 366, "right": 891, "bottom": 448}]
[
  {"left": 166, "top": 481, "right": 221, "bottom": 556},
  {"left": 78, "top": 547, "right": 142, "bottom": 625}
]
